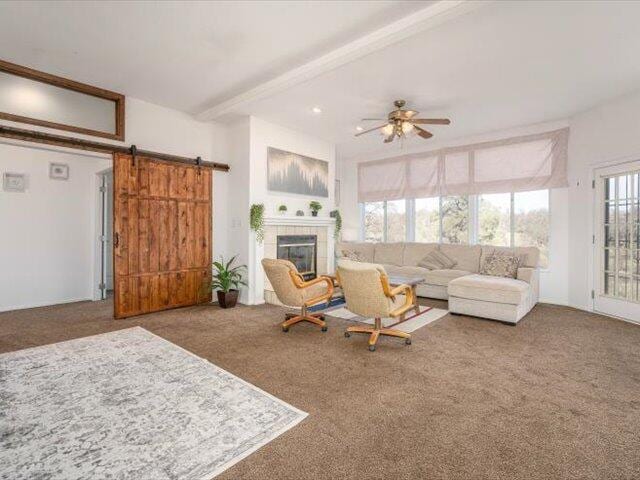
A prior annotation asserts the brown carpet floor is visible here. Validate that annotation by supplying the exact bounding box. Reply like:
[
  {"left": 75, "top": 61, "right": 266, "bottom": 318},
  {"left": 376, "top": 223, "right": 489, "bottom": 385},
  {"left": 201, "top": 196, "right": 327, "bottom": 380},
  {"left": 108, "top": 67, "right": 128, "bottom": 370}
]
[{"left": 1, "top": 299, "right": 639, "bottom": 480}]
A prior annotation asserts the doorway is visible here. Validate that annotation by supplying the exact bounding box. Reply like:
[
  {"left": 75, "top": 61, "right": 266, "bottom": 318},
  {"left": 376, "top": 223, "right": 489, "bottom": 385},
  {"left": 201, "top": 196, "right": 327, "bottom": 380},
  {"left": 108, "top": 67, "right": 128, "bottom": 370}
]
[
  {"left": 97, "top": 169, "right": 113, "bottom": 300},
  {"left": 593, "top": 161, "right": 640, "bottom": 322}
]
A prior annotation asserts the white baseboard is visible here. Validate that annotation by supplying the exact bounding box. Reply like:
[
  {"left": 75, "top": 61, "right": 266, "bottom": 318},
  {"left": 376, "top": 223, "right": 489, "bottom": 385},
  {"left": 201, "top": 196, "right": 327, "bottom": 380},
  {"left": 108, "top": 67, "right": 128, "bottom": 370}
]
[{"left": 0, "top": 297, "right": 93, "bottom": 313}]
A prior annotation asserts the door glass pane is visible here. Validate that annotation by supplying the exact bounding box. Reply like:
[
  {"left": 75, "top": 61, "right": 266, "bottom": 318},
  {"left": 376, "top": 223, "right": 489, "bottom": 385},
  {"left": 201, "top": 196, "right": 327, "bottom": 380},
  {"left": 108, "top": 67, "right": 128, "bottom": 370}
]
[
  {"left": 601, "top": 172, "right": 640, "bottom": 302},
  {"left": 415, "top": 198, "right": 439, "bottom": 242},
  {"left": 514, "top": 190, "right": 549, "bottom": 267},
  {"left": 441, "top": 196, "right": 469, "bottom": 244},
  {"left": 604, "top": 249, "right": 616, "bottom": 271},
  {"left": 386, "top": 200, "right": 406, "bottom": 242},
  {"left": 478, "top": 193, "right": 510, "bottom": 246},
  {"left": 364, "top": 202, "right": 384, "bottom": 242}
]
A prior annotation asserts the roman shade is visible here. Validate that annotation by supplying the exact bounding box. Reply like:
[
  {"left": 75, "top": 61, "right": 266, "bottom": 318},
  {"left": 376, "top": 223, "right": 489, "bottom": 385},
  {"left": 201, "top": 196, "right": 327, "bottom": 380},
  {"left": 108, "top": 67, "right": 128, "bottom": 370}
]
[{"left": 358, "top": 128, "right": 569, "bottom": 202}]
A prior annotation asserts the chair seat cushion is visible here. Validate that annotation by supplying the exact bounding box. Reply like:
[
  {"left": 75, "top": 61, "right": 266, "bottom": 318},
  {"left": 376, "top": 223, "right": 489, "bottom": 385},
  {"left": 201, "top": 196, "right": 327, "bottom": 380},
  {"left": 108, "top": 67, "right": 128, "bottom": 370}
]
[
  {"left": 423, "top": 269, "right": 471, "bottom": 287},
  {"left": 448, "top": 274, "right": 530, "bottom": 305}
]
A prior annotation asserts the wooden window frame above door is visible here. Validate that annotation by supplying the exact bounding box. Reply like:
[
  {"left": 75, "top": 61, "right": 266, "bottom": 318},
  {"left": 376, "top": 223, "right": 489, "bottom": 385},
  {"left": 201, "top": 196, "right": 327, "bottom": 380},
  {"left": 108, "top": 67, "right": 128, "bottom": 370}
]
[{"left": 0, "top": 59, "right": 125, "bottom": 141}]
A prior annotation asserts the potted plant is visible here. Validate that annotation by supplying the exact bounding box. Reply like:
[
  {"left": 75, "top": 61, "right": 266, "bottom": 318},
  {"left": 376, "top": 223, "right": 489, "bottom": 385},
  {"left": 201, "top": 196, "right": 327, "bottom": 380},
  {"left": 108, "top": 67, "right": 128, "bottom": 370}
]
[
  {"left": 208, "top": 255, "right": 247, "bottom": 308},
  {"left": 278, "top": 204, "right": 287, "bottom": 215},
  {"left": 309, "top": 201, "right": 322, "bottom": 217},
  {"left": 296, "top": 210, "right": 304, "bottom": 216}
]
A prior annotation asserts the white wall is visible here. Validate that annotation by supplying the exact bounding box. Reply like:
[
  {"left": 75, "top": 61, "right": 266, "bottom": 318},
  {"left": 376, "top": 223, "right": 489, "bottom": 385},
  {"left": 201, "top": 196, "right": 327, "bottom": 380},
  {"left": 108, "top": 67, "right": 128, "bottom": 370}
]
[
  {"left": 248, "top": 116, "right": 336, "bottom": 215},
  {"left": 567, "top": 89, "right": 640, "bottom": 311},
  {"left": 0, "top": 96, "right": 231, "bottom": 311},
  {"left": 337, "top": 119, "right": 571, "bottom": 305},
  {"left": 242, "top": 116, "right": 336, "bottom": 304},
  {"left": 0, "top": 144, "right": 111, "bottom": 311}
]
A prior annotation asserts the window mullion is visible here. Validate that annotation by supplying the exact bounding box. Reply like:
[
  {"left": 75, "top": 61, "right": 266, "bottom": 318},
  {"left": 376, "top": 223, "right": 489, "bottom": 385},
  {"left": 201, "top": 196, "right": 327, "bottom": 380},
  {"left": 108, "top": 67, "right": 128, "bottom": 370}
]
[
  {"left": 510, "top": 193, "right": 515, "bottom": 247},
  {"left": 383, "top": 201, "right": 388, "bottom": 242},
  {"left": 407, "top": 198, "right": 415, "bottom": 242},
  {"left": 438, "top": 196, "right": 443, "bottom": 243},
  {"left": 469, "top": 194, "right": 478, "bottom": 245}
]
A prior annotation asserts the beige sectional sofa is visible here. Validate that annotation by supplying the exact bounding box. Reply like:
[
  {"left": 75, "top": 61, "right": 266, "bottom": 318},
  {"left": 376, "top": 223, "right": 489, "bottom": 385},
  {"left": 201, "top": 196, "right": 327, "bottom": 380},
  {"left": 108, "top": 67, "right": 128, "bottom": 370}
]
[{"left": 336, "top": 242, "right": 540, "bottom": 324}]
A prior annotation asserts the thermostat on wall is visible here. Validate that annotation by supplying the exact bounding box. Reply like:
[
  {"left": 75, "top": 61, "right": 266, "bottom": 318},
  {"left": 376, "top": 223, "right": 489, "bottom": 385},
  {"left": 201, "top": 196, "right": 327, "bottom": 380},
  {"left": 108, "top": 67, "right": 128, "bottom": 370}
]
[{"left": 2, "top": 172, "right": 27, "bottom": 192}]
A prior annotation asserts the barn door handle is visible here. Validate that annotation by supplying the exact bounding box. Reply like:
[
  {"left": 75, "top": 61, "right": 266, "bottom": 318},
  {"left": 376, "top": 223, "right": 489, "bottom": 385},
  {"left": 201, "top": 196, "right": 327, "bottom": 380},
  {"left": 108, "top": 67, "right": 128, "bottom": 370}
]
[{"left": 114, "top": 232, "right": 120, "bottom": 248}]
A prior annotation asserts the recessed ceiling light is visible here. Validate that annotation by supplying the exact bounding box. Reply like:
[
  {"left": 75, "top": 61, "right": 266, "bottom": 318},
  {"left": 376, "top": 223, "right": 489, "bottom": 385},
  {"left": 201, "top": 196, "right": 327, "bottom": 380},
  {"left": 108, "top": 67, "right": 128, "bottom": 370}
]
[
  {"left": 311, "top": 106, "right": 322, "bottom": 114},
  {"left": 356, "top": 126, "right": 363, "bottom": 132}
]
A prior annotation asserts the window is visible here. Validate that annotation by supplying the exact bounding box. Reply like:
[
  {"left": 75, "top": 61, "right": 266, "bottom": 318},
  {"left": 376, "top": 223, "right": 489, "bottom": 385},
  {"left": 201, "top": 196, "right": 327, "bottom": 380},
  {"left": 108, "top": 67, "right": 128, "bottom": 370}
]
[
  {"left": 363, "top": 200, "right": 406, "bottom": 242},
  {"left": 386, "top": 199, "right": 406, "bottom": 242},
  {"left": 478, "top": 193, "right": 511, "bottom": 246},
  {"left": 363, "top": 202, "right": 384, "bottom": 242},
  {"left": 361, "top": 189, "right": 550, "bottom": 268},
  {"left": 514, "top": 190, "right": 549, "bottom": 267},
  {"left": 441, "top": 196, "right": 469, "bottom": 244},
  {"left": 415, "top": 198, "right": 439, "bottom": 242}
]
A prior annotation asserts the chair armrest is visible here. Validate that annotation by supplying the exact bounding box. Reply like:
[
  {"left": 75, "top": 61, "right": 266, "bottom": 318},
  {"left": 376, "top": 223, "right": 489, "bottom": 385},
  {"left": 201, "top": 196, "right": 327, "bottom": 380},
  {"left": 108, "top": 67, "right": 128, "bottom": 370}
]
[
  {"left": 389, "top": 285, "right": 415, "bottom": 318},
  {"left": 289, "top": 272, "right": 335, "bottom": 307}
]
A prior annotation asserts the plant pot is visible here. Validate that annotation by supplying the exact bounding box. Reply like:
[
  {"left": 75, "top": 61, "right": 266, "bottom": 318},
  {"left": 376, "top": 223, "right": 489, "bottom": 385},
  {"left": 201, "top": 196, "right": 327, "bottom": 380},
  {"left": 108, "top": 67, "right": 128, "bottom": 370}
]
[
  {"left": 311, "top": 211, "right": 318, "bottom": 217},
  {"left": 217, "top": 289, "right": 239, "bottom": 308}
]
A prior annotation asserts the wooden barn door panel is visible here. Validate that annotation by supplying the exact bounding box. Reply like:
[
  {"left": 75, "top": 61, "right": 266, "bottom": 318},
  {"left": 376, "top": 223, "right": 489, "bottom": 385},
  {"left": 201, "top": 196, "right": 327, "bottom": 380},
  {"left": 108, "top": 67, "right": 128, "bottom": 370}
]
[{"left": 113, "top": 153, "right": 212, "bottom": 319}]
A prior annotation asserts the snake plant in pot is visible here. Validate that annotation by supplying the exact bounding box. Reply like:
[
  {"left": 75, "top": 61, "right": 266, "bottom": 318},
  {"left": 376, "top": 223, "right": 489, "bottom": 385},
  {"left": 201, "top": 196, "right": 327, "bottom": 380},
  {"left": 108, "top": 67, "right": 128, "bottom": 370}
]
[{"left": 208, "top": 255, "right": 247, "bottom": 308}]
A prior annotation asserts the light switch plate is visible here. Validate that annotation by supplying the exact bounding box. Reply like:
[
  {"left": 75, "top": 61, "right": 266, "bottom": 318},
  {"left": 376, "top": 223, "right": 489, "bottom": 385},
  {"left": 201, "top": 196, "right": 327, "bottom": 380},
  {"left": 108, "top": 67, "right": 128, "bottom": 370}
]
[{"left": 3, "top": 172, "right": 27, "bottom": 192}]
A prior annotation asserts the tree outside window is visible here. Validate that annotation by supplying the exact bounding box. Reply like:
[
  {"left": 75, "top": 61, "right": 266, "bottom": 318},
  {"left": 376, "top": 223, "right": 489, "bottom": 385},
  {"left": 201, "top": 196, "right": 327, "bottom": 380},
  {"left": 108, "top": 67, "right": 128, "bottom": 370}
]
[{"left": 441, "top": 196, "right": 469, "bottom": 244}]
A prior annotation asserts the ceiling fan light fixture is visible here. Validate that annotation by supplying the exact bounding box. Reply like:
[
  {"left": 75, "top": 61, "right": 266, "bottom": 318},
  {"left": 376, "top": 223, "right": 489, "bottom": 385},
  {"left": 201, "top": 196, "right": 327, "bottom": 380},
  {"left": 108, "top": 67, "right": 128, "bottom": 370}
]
[
  {"left": 401, "top": 122, "right": 414, "bottom": 134},
  {"left": 381, "top": 124, "right": 394, "bottom": 136}
]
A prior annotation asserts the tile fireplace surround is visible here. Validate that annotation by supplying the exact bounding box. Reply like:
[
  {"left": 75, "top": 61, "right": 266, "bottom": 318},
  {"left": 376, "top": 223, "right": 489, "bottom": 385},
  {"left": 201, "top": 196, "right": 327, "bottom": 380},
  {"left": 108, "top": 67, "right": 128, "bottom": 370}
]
[{"left": 260, "top": 216, "right": 335, "bottom": 306}]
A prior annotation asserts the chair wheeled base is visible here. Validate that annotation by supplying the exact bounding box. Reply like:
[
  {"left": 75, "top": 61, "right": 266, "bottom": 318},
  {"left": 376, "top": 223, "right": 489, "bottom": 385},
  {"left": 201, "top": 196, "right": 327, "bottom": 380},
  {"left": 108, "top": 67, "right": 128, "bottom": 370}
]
[
  {"left": 283, "top": 309, "right": 327, "bottom": 332},
  {"left": 344, "top": 317, "right": 411, "bottom": 351}
]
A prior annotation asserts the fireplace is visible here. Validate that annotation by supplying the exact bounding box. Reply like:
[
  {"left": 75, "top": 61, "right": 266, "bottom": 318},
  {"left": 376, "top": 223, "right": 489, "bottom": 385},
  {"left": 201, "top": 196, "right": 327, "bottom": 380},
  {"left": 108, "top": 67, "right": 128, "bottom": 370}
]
[{"left": 277, "top": 235, "right": 317, "bottom": 281}]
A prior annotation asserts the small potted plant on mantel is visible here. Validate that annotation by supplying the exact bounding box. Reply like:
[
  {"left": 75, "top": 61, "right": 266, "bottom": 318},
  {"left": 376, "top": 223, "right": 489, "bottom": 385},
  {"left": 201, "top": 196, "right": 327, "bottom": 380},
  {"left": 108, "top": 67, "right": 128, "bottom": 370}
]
[
  {"left": 207, "top": 255, "right": 247, "bottom": 309},
  {"left": 309, "top": 201, "right": 322, "bottom": 217},
  {"left": 278, "top": 204, "right": 287, "bottom": 215}
]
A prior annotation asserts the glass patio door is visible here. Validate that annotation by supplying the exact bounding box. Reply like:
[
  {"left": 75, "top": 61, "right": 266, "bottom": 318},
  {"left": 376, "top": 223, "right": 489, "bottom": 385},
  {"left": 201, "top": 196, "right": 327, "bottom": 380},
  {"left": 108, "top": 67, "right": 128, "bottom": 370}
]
[{"left": 593, "top": 162, "right": 640, "bottom": 322}]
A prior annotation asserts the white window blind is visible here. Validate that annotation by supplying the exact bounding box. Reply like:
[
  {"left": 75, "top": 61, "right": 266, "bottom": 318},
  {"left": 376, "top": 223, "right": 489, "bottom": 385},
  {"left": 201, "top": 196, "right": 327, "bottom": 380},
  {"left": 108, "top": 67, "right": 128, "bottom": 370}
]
[{"left": 358, "top": 128, "right": 569, "bottom": 202}]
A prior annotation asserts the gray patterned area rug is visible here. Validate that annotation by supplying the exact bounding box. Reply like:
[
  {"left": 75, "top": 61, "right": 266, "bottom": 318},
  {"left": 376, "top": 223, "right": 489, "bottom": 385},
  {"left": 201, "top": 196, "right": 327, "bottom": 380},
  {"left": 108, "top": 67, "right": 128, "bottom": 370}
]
[{"left": 0, "top": 327, "right": 307, "bottom": 480}]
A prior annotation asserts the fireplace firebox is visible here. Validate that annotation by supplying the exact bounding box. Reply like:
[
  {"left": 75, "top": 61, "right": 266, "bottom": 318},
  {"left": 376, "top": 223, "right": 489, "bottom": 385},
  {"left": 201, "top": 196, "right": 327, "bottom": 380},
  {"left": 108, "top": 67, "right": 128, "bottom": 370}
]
[{"left": 277, "top": 235, "right": 317, "bottom": 281}]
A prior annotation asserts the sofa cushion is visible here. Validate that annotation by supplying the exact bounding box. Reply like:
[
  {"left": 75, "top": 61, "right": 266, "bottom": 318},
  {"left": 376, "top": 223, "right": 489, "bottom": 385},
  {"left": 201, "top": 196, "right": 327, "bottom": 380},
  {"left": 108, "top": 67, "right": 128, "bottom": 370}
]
[
  {"left": 380, "top": 264, "right": 431, "bottom": 280},
  {"left": 402, "top": 243, "right": 439, "bottom": 266},
  {"left": 480, "top": 246, "right": 540, "bottom": 269},
  {"left": 448, "top": 274, "right": 530, "bottom": 305},
  {"left": 438, "top": 244, "right": 482, "bottom": 272},
  {"left": 374, "top": 243, "right": 405, "bottom": 266},
  {"left": 336, "top": 242, "right": 375, "bottom": 263},
  {"left": 423, "top": 269, "right": 471, "bottom": 287}
]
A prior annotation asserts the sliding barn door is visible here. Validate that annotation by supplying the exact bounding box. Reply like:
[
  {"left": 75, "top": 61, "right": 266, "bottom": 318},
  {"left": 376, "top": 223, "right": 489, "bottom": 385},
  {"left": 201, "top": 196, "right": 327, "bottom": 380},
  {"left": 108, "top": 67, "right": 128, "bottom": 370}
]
[{"left": 113, "top": 153, "right": 212, "bottom": 318}]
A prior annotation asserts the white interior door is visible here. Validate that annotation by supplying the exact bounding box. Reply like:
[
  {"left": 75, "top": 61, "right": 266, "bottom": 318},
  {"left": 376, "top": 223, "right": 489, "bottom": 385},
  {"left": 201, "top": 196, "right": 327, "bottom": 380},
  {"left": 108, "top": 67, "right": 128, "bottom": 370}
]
[{"left": 593, "top": 161, "right": 640, "bottom": 322}]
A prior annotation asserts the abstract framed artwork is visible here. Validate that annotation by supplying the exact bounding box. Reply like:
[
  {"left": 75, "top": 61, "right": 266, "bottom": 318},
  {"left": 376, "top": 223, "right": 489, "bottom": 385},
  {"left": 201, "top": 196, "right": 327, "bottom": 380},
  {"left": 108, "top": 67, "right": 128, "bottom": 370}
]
[{"left": 267, "top": 147, "right": 328, "bottom": 197}]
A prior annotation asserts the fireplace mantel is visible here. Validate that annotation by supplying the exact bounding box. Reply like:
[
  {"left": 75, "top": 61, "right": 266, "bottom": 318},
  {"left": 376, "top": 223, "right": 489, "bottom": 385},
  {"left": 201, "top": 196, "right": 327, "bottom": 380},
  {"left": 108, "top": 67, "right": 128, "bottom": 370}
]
[{"left": 263, "top": 216, "right": 335, "bottom": 227}]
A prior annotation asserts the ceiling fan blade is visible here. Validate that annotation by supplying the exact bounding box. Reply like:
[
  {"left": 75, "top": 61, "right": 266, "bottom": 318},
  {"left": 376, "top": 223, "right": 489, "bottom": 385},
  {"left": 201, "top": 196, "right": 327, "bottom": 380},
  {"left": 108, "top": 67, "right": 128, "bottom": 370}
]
[
  {"left": 355, "top": 124, "right": 388, "bottom": 137},
  {"left": 414, "top": 125, "right": 433, "bottom": 139},
  {"left": 410, "top": 118, "right": 451, "bottom": 125}
]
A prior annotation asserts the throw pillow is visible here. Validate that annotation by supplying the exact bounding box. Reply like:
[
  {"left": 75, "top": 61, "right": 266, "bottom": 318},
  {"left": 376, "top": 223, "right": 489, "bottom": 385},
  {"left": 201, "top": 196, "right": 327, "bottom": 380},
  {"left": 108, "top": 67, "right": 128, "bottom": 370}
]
[
  {"left": 342, "top": 249, "right": 365, "bottom": 262},
  {"left": 417, "top": 250, "right": 458, "bottom": 270},
  {"left": 480, "top": 253, "right": 520, "bottom": 278},
  {"left": 431, "top": 250, "right": 457, "bottom": 269}
]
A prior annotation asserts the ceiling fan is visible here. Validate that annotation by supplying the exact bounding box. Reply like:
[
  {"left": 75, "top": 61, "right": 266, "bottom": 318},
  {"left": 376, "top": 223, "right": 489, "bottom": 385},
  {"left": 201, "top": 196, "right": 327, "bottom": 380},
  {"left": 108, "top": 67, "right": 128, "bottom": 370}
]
[{"left": 355, "top": 99, "right": 451, "bottom": 143}]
